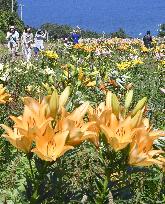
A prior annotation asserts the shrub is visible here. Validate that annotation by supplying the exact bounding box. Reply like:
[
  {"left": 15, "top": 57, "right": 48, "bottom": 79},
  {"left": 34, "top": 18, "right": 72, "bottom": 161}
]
[{"left": 0, "top": 30, "right": 6, "bottom": 44}]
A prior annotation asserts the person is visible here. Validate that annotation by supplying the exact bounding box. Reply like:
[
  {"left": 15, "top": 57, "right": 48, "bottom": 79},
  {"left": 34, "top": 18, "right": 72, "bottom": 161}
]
[
  {"left": 21, "top": 27, "right": 34, "bottom": 61},
  {"left": 33, "top": 29, "right": 46, "bottom": 56},
  {"left": 63, "top": 37, "right": 71, "bottom": 47},
  {"left": 143, "top": 31, "right": 152, "bottom": 48},
  {"left": 71, "top": 30, "right": 80, "bottom": 44},
  {"left": 6, "top": 26, "right": 20, "bottom": 59}
]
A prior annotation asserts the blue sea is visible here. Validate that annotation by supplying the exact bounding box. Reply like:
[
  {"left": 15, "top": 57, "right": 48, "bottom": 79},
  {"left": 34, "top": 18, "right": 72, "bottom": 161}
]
[{"left": 18, "top": 0, "right": 165, "bottom": 37}]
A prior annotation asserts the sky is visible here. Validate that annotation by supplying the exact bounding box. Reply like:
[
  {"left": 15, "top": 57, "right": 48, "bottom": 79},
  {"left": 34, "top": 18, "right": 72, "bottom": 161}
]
[{"left": 18, "top": 0, "right": 165, "bottom": 36}]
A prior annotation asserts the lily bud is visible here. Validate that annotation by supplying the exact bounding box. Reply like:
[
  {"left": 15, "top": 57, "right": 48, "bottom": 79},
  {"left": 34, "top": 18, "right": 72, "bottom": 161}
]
[
  {"left": 106, "top": 91, "right": 112, "bottom": 109},
  {"left": 112, "top": 93, "right": 120, "bottom": 117},
  {"left": 126, "top": 83, "right": 133, "bottom": 90},
  {"left": 42, "top": 83, "right": 53, "bottom": 95},
  {"left": 59, "top": 86, "right": 70, "bottom": 109},
  {"left": 49, "top": 89, "right": 59, "bottom": 118},
  {"left": 125, "top": 90, "right": 133, "bottom": 109},
  {"left": 131, "top": 97, "right": 147, "bottom": 116},
  {"left": 131, "top": 110, "right": 142, "bottom": 129}
]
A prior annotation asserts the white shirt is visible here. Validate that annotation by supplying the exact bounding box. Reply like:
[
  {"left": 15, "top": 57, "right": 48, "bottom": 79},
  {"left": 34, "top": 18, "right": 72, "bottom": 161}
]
[
  {"left": 21, "top": 32, "right": 33, "bottom": 46},
  {"left": 6, "top": 31, "right": 19, "bottom": 47},
  {"left": 34, "top": 33, "right": 46, "bottom": 50}
]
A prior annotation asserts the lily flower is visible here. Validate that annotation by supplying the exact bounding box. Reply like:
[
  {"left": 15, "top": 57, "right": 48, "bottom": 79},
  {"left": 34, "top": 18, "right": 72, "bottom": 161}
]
[
  {"left": 18, "top": 86, "right": 70, "bottom": 136},
  {"left": 0, "top": 84, "right": 11, "bottom": 104},
  {"left": 129, "top": 128, "right": 165, "bottom": 167},
  {"left": 1, "top": 103, "right": 52, "bottom": 153},
  {"left": 32, "top": 126, "right": 73, "bottom": 161},
  {"left": 100, "top": 115, "right": 137, "bottom": 151},
  {"left": 87, "top": 90, "right": 164, "bottom": 156},
  {"left": 55, "top": 102, "right": 97, "bottom": 146},
  {"left": 11, "top": 98, "right": 53, "bottom": 140},
  {"left": 1, "top": 125, "right": 32, "bottom": 153}
]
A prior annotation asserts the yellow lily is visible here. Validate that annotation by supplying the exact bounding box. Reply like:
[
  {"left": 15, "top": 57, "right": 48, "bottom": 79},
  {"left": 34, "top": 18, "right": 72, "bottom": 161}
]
[
  {"left": 78, "top": 67, "right": 84, "bottom": 81},
  {"left": 43, "top": 50, "right": 58, "bottom": 59},
  {"left": 86, "top": 81, "right": 96, "bottom": 87}
]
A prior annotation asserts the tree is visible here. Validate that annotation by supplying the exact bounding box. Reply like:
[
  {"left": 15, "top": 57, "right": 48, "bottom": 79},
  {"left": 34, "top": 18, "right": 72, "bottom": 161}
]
[
  {"left": 0, "top": 10, "right": 24, "bottom": 33},
  {"left": 41, "top": 23, "right": 72, "bottom": 39},
  {"left": 41, "top": 23, "right": 102, "bottom": 40},
  {"left": 0, "top": 1, "right": 22, "bottom": 44},
  {"left": 111, "top": 28, "right": 130, "bottom": 38},
  {"left": 0, "top": 0, "right": 18, "bottom": 12},
  {"left": 158, "top": 24, "right": 165, "bottom": 37}
]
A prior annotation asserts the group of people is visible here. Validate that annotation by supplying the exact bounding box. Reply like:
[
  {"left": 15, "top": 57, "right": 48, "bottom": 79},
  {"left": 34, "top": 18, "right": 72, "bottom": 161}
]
[
  {"left": 6, "top": 26, "right": 46, "bottom": 61},
  {"left": 6, "top": 25, "right": 153, "bottom": 61},
  {"left": 6, "top": 25, "right": 81, "bottom": 61}
]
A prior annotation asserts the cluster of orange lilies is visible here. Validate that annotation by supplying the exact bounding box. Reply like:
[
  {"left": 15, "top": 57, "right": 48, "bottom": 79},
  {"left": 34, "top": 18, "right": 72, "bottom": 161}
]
[
  {"left": 0, "top": 84, "right": 11, "bottom": 104},
  {"left": 1, "top": 85, "right": 165, "bottom": 169}
]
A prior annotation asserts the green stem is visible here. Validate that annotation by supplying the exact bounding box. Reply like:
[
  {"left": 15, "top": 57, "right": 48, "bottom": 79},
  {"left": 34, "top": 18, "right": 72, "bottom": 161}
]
[
  {"left": 123, "top": 108, "right": 128, "bottom": 119},
  {"left": 27, "top": 154, "right": 34, "bottom": 180},
  {"left": 26, "top": 154, "right": 39, "bottom": 204},
  {"left": 30, "top": 161, "right": 49, "bottom": 204},
  {"left": 30, "top": 189, "right": 40, "bottom": 204},
  {"left": 95, "top": 143, "right": 114, "bottom": 204}
]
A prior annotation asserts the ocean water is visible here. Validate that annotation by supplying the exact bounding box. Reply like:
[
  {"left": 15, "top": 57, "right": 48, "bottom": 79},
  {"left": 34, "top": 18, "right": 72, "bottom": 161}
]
[{"left": 18, "top": 0, "right": 165, "bottom": 37}]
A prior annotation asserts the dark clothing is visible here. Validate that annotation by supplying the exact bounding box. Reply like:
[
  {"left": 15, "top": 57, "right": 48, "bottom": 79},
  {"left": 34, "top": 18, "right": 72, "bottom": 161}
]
[
  {"left": 143, "top": 34, "right": 152, "bottom": 48},
  {"left": 71, "top": 33, "right": 80, "bottom": 44}
]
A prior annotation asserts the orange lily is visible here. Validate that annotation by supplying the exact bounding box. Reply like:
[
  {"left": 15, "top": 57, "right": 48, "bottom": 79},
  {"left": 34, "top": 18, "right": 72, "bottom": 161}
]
[
  {"left": 100, "top": 114, "right": 137, "bottom": 151},
  {"left": 1, "top": 86, "right": 74, "bottom": 157},
  {"left": 11, "top": 98, "right": 53, "bottom": 140},
  {"left": 0, "top": 84, "right": 11, "bottom": 104},
  {"left": 32, "top": 126, "right": 74, "bottom": 161},
  {"left": 88, "top": 91, "right": 113, "bottom": 128},
  {"left": 17, "top": 86, "right": 70, "bottom": 137},
  {"left": 1, "top": 125, "right": 32, "bottom": 153},
  {"left": 0, "top": 104, "right": 52, "bottom": 153},
  {"left": 129, "top": 128, "right": 165, "bottom": 167},
  {"left": 55, "top": 102, "right": 97, "bottom": 146},
  {"left": 87, "top": 91, "right": 133, "bottom": 148},
  {"left": 87, "top": 91, "right": 164, "bottom": 155},
  {"left": 1, "top": 96, "right": 52, "bottom": 153}
]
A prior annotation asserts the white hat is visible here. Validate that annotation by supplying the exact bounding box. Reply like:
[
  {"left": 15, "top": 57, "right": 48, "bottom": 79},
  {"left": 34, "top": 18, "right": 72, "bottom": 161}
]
[{"left": 10, "top": 26, "right": 15, "bottom": 29}]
